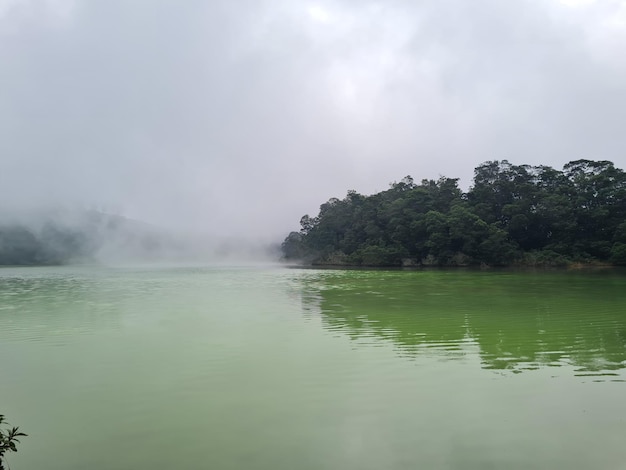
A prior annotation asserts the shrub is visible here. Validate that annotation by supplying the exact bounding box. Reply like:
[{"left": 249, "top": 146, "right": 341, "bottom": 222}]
[{"left": 0, "top": 415, "right": 26, "bottom": 470}]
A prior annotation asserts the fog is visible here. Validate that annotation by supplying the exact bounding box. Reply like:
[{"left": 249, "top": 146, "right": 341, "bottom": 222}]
[{"left": 1, "top": 0, "right": 625, "bottom": 248}]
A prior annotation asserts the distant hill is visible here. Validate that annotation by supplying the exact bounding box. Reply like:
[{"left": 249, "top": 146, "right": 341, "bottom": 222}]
[
  {"left": 0, "top": 210, "right": 175, "bottom": 265},
  {"left": 0, "top": 209, "right": 279, "bottom": 266}
]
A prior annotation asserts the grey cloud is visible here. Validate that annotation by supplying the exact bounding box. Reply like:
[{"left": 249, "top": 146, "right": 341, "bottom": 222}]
[{"left": 1, "top": 0, "right": 625, "bottom": 241}]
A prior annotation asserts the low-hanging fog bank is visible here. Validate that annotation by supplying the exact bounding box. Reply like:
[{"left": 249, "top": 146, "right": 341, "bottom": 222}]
[{"left": 0, "top": 208, "right": 280, "bottom": 266}]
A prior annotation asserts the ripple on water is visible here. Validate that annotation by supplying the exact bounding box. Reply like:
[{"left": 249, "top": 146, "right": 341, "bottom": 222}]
[{"left": 2, "top": 266, "right": 626, "bottom": 470}]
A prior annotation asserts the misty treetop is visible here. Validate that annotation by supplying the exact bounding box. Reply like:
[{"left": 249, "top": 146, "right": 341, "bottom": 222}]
[{"left": 282, "top": 159, "right": 626, "bottom": 267}]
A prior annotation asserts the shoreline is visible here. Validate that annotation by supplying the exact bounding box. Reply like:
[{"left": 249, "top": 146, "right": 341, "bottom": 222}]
[{"left": 284, "top": 261, "right": 622, "bottom": 271}]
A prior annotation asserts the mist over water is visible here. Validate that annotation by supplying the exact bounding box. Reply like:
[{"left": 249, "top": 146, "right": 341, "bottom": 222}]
[{"left": 0, "top": 206, "right": 281, "bottom": 266}]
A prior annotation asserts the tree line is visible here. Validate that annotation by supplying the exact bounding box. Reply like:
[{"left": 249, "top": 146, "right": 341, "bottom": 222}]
[{"left": 281, "top": 159, "right": 626, "bottom": 266}]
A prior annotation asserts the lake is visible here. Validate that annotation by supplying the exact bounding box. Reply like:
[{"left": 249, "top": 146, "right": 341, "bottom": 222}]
[{"left": 1, "top": 266, "right": 625, "bottom": 469}]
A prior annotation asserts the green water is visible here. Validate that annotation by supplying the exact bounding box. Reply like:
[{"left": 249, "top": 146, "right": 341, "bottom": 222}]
[{"left": 1, "top": 266, "right": 625, "bottom": 469}]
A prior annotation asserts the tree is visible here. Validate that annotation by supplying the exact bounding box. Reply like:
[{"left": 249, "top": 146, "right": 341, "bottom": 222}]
[
  {"left": 281, "top": 232, "right": 307, "bottom": 260},
  {"left": 562, "top": 159, "right": 626, "bottom": 258},
  {"left": 282, "top": 159, "right": 626, "bottom": 266},
  {"left": 0, "top": 415, "right": 26, "bottom": 470}
]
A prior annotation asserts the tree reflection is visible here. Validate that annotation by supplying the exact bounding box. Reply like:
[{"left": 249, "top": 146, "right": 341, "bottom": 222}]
[{"left": 300, "top": 270, "right": 626, "bottom": 376}]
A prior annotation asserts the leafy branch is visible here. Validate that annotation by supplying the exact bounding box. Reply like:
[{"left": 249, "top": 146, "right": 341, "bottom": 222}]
[{"left": 0, "top": 415, "right": 27, "bottom": 470}]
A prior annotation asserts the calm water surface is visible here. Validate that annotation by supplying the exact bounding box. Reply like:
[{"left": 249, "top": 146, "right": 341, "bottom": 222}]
[{"left": 1, "top": 266, "right": 625, "bottom": 469}]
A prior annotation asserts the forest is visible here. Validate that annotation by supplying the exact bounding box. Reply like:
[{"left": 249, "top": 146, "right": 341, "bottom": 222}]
[{"left": 281, "top": 159, "right": 626, "bottom": 267}]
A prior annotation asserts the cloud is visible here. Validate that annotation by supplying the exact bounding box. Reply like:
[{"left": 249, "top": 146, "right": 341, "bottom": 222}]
[{"left": 1, "top": 0, "right": 625, "bottom": 240}]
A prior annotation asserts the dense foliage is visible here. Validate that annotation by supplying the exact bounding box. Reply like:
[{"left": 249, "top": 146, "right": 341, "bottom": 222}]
[
  {"left": 0, "top": 415, "right": 26, "bottom": 470},
  {"left": 282, "top": 159, "right": 626, "bottom": 267}
]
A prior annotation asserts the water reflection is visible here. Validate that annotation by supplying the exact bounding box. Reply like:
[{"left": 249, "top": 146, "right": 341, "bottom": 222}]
[{"left": 298, "top": 269, "right": 626, "bottom": 378}]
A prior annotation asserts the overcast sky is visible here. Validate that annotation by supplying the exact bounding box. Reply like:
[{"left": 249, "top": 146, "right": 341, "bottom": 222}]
[{"left": 1, "top": 0, "right": 625, "bottom": 240}]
